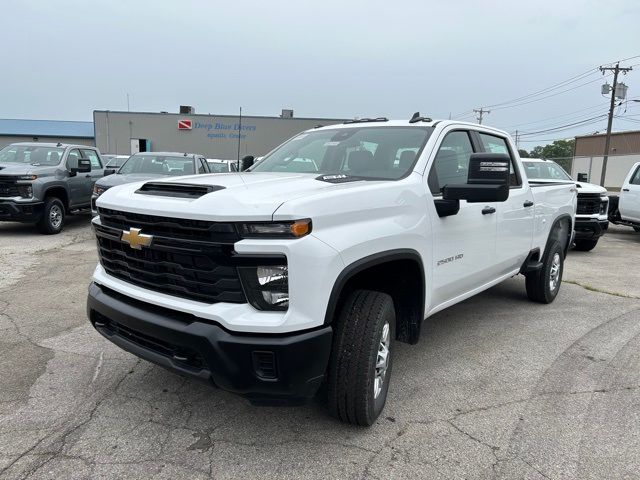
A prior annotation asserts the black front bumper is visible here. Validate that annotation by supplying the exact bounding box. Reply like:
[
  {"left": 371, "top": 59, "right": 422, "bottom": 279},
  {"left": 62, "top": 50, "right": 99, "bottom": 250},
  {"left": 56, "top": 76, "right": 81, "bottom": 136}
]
[
  {"left": 574, "top": 218, "right": 609, "bottom": 240},
  {"left": 87, "top": 282, "right": 333, "bottom": 403},
  {"left": 0, "top": 201, "right": 44, "bottom": 222}
]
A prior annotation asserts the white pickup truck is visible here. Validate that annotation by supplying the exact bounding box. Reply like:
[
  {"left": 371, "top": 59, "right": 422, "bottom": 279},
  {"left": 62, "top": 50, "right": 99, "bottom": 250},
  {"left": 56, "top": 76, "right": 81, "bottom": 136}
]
[
  {"left": 608, "top": 162, "right": 640, "bottom": 232},
  {"left": 87, "top": 117, "right": 576, "bottom": 425},
  {"left": 522, "top": 158, "right": 609, "bottom": 251}
]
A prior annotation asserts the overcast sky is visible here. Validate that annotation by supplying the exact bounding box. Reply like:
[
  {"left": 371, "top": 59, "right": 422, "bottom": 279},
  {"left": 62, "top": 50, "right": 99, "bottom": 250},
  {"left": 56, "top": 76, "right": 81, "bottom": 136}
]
[{"left": 2, "top": 0, "right": 639, "bottom": 146}]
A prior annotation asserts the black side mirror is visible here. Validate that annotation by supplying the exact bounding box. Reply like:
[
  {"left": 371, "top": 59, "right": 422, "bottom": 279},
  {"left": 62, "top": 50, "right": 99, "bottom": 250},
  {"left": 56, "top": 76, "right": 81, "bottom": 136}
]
[
  {"left": 240, "top": 155, "right": 255, "bottom": 171},
  {"left": 577, "top": 172, "right": 588, "bottom": 182},
  {"left": 104, "top": 168, "right": 116, "bottom": 176},
  {"left": 69, "top": 157, "right": 91, "bottom": 174},
  {"left": 443, "top": 153, "right": 510, "bottom": 203}
]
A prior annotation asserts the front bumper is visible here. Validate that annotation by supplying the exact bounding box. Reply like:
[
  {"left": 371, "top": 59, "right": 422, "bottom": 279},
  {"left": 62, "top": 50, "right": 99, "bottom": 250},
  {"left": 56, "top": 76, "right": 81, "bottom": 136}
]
[
  {"left": 87, "top": 282, "right": 333, "bottom": 403},
  {"left": 574, "top": 217, "right": 609, "bottom": 240},
  {"left": 0, "top": 200, "right": 44, "bottom": 222}
]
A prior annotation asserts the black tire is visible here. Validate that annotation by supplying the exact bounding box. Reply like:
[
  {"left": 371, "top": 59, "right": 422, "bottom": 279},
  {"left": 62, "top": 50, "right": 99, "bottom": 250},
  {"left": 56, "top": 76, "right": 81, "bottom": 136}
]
[
  {"left": 327, "top": 290, "right": 396, "bottom": 426},
  {"left": 525, "top": 240, "right": 564, "bottom": 304},
  {"left": 36, "top": 197, "right": 65, "bottom": 234},
  {"left": 573, "top": 239, "right": 599, "bottom": 251}
]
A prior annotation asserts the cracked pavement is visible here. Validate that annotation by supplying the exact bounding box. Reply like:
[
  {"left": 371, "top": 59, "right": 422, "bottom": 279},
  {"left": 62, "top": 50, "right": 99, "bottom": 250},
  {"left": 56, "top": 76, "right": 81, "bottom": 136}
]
[{"left": 1, "top": 220, "right": 639, "bottom": 479}]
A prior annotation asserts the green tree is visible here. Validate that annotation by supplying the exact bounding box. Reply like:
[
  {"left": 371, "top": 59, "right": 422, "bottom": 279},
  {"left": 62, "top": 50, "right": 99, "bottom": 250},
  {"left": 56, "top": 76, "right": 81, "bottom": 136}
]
[
  {"left": 529, "top": 139, "right": 575, "bottom": 172},
  {"left": 518, "top": 149, "right": 530, "bottom": 158}
]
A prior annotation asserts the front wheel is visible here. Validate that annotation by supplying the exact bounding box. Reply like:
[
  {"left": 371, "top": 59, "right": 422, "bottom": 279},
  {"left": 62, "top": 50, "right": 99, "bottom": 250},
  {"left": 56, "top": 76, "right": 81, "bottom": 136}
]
[
  {"left": 36, "top": 197, "right": 65, "bottom": 234},
  {"left": 326, "top": 290, "right": 396, "bottom": 426},
  {"left": 574, "top": 239, "right": 599, "bottom": 251},
  {"left": 525, "top": 240, "right": 564, "bottom": 304}
]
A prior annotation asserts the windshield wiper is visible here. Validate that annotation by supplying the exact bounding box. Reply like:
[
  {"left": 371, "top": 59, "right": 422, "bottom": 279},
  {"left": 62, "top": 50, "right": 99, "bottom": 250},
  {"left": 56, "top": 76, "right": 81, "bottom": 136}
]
[{"left": 315, "top": 174, "right": 371, "bottom": 184}]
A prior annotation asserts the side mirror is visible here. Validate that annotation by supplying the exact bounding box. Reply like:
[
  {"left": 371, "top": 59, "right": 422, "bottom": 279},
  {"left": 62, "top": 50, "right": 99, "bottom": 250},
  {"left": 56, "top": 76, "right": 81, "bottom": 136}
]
[
  {"left": 577, "top": 172, "right": 588, "bottom": 182},
  {"left": 240, "top": 155, "right": 255, "bottom": 171},
  {"left": 104, "top": 168, "right": 116, "bottom": 176},
  {"left": 443, "top": 153, "right": 510, "bottom": 203},
  {"left": 69, "top": 157, "right": 91, "bottom": 174}
]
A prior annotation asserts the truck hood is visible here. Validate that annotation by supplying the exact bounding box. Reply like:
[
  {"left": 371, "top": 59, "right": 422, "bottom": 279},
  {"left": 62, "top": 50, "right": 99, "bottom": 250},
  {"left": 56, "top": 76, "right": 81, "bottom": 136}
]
[
  {"left": 575, "top": 181, "right": 607, "bottom": 194},
  {"left": 96, "top": 173, "right": 168, "bottom": 188},
  {"left": 97, "top": 172, "right": 384, "bottom": 221},
  {"left": 0, "top": 163, "right": 55, "bottom": 176}
]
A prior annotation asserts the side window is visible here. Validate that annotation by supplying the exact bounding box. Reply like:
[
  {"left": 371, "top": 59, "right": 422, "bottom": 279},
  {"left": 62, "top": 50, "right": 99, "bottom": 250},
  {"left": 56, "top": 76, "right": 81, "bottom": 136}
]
[
  {"left": 477, "top": 133, "right": 521, "bottom": 186},
  {"left": 81, "top": 149, "right": 102, "bottom": 170},
  {"left": 198, "top": 158, "right": 208, "bottom": 174},
  {"left": 66, "top": 149, "right": 81, "bottom": 168},
  {"left": 629, "top": 166, "right": 640, "bottom": 185},
  {"left": 428, "top": 131, "right": 474, "bottom": 194}
]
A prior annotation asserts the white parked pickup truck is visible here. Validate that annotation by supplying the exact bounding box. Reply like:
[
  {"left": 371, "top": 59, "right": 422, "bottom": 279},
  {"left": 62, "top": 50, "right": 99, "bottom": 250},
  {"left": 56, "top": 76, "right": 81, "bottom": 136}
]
[
  {"left": 87, "top": 117, "right": 576, "bottom": 425},
  {"left": 523, "top": 158, "right": 609, "bottom": 251},
  {"left": 608, "top": 162, "right": 640, "bottom": 232}
]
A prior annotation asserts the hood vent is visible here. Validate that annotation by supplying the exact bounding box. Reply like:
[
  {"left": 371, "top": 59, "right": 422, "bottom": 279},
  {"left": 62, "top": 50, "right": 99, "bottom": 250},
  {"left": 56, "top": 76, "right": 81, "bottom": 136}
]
[{"left": 136, "top": 182, "right": 224, "bottom": 198}]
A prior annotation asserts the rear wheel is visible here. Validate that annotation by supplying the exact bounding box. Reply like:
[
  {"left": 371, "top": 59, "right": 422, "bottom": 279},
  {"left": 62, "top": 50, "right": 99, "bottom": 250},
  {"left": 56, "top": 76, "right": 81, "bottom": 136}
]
[
  {"left": 574, "top": 239, "right": 599, "bottom": 251},
  {"left": 36, "top": 197, "right": 65, "bottom": 234},
  {"left": 327, "top": 290, "right": 396, "bottom": 426},
  {"left": 525, "top": 240, "right": 564, "bottom": 304}
]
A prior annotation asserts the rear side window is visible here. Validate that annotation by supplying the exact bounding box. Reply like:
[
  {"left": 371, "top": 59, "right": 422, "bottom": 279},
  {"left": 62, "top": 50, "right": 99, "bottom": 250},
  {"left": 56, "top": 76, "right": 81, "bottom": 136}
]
[
  {"left": 477, "top": 133, "right": 521, "bottom": 186},
  {"left": 428, "top": 131, "right": 474, "bottom": 194},
  {"left": 630, "top": 166, "right": 640, "bottom": 185},
  {"left": 81, "top": 149, "right": 102, "bottom": 170}
]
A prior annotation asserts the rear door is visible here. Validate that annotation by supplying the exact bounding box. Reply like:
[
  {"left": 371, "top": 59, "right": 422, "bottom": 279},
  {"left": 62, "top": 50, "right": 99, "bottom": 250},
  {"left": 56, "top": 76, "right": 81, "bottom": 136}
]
[
  {"left": 65, "top": 148, "right": 88, "bottom": 207},
  {"left": 619, "top": 163, "right": 640, "bottom": 223},
  {"left": 426, "top": 129, "right": 498, "bottom": 307},
  {"left": 476, "top": 131, "right": 535, "bottom": 275}
]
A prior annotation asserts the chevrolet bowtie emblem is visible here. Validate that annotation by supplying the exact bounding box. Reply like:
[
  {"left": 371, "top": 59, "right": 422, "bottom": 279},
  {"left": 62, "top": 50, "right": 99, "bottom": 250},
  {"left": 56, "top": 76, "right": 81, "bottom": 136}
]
[{"left": 121, "top": 227, "right": 153, "bottom": 250}]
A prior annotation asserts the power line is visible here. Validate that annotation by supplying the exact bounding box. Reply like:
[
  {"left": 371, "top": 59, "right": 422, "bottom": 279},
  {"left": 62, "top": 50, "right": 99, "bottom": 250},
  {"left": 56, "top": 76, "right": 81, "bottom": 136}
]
[
  {"left": 516, "top": 114, "right": 608, "bottom": 137},
  {"left": 501, "top": 101, "right": 612, "bottom": 129},
  {"left": 473, "top": 107, "right": 490, "bottom": 124}
]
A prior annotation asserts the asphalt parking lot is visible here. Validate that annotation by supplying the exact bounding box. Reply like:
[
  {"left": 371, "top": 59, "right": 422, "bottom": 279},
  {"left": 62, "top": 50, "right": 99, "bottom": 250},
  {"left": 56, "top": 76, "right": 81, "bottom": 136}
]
[{"left": 1, "top": 219, "right": 639, "bottom": 480}]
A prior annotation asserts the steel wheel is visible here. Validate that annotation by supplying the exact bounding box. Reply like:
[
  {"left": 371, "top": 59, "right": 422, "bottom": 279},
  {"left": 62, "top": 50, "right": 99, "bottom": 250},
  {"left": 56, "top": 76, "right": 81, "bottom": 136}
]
[
  {"left": 50, "top": 204, "right": 63, "bottom": 229},
  {"left": 374, "top": 321, "right": 390, "bottom": 399},
  {"left": 549, "top": 252, "right": 561, "bottom": 292}
]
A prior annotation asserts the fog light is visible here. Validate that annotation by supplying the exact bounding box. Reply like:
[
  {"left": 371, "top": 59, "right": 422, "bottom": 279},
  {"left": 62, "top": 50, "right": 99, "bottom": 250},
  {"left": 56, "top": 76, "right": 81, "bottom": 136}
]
[
  {"left": 239, "top": 264, "right": 289, "bottom": 311},
  {"left": 17, "top": 185, "right": 33, "bottom": 198}
]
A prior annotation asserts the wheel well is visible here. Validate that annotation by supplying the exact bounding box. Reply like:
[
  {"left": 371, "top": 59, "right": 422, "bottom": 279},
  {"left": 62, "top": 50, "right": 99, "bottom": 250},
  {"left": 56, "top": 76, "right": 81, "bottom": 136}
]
[
  {"left": 43, "top": 187, "right": 69, "bottom": 211},
  {"left": 326, "top": 253, "right": 425, "bottom": 344},
  {"left": 548, "top": 215, "right": 572, "bottom": 256}
]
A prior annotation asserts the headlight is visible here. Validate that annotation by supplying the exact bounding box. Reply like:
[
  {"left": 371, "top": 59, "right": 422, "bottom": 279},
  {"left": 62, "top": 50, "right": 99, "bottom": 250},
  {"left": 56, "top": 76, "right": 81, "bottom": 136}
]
[
  {"left": 17, "top": 184, "right": 33, "bottom": 198},
  {"left": 239, "top": 264, "right": 289, "bottom": 311},
  {"left": 93, "top": 185, "right": 110, "bottom": 196},
  {"left": 237, "top": 219, "right": 311, "bottom": 238}
]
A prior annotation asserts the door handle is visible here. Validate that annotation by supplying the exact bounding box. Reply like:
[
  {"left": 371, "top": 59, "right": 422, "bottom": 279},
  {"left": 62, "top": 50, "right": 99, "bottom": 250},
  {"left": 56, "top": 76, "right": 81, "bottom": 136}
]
[
  {"left": 523, "top": 200, "right": 534, "bottom": 207},
  {"left": 85, "top": 174, "right": 91, "bottom": 178},
  {"left": 482, "top": 206, "right": 496, "bottom": 215},
  {"left": 622, "top": 188, "right": 629, "bottom": 192}
]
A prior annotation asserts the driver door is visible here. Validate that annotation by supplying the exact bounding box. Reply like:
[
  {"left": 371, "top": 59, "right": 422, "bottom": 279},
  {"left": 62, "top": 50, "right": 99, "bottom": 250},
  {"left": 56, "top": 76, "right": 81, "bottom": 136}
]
[{"left": 426, "top": 130, "right": 498, "bottom": 309}]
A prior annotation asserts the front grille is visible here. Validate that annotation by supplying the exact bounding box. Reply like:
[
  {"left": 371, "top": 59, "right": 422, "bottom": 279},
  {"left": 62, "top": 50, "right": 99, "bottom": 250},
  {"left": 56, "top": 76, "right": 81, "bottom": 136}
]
[
  {"left": 577, "top": 193, "right": 604, "bottom": 215},
  {"left": 93, "top": 312, "right": 205, "bottom": 370},
  {"left": 95, "top": 209, "right": 247, "bottom": 304},
  {"left": 0, "top": 180, "right": 19, "bottom": 198},
  {"left": 98, "top": 207, "right": 239, "bottom": 243}
]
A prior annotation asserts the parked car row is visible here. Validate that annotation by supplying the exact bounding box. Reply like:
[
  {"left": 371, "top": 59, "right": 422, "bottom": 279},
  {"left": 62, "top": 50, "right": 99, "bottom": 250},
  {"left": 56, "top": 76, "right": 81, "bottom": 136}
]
[{"left": 0, "top": 142, "right": 239, "bottom": 233}]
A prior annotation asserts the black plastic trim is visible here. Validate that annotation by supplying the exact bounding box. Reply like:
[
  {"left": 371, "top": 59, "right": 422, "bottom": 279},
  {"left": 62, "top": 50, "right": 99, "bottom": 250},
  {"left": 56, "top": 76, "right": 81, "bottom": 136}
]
[{"left": 323, "top": 249, "right": 426, "bottom": 326}]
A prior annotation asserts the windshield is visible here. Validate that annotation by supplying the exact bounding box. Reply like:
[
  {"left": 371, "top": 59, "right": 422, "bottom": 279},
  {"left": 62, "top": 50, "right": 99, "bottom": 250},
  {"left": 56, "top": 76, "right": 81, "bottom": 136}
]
[
  {"left": 118, "top": 154, "right": 195, "bottom": 175},
  {"left": 106, "top": 157, "right": 129, "bottom": 169},
  {"left": 208, "top": 162, "right": 230, "bottom": 173},
  {"left": 523, "top": 161, "right": 572, "bottom": 181},
  {"left": 251, "top": 126, "right": 433, "bottom": 180},
  {"left": 0, "top": 145, "right": 65, "bottom": 166}
]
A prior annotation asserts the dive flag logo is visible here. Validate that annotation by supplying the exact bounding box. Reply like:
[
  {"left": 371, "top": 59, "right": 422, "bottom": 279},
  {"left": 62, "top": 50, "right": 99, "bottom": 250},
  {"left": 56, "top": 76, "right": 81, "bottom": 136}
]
[{"left": 178, "top": 119, "right": 192, "bottom": 130}]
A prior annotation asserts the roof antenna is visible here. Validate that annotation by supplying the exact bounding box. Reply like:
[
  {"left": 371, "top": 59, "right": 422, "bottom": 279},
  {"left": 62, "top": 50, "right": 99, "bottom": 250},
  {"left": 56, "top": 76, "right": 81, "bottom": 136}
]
[
  {"left": 409, "top": 112, "right": 432, "bottom": 123},
  {"left": 410, "top": 112, "right": 420, "bottom": 122}
]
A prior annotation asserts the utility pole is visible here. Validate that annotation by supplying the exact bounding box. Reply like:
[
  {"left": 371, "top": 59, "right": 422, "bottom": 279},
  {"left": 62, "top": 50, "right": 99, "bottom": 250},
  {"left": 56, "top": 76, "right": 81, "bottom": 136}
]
[
  {"left": 473, "top": 107, "right": 490, "bottom": 124},
  {"left": 515, "top": 130, "right": 519, "bottom": 149},
  {"left": 237, "top": 107, "right": 242, "bottom": 171},
  {"left": 599, "top": 63, "right": 632, "bottom": 187}
]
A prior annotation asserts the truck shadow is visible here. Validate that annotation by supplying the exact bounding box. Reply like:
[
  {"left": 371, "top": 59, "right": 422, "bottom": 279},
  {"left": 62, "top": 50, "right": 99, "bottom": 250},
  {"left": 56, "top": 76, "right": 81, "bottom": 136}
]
[{"left": 0, "top": 214, "right": 92, "bottom": 236}]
